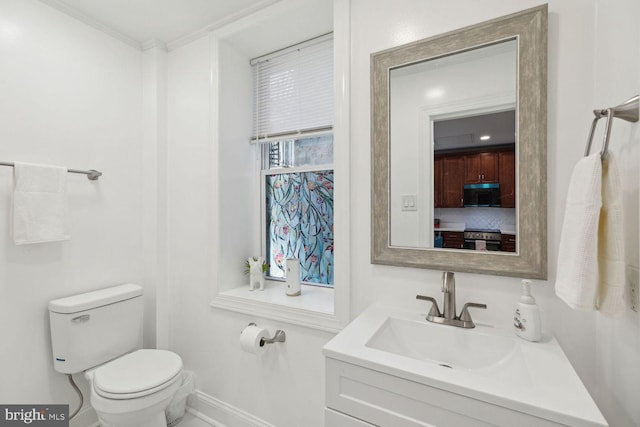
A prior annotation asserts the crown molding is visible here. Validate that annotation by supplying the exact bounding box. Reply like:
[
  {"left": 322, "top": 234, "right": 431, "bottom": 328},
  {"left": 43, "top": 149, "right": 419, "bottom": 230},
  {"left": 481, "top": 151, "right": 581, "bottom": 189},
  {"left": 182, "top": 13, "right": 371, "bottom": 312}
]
[
  {"left": 166, "top": 0, "right": 282, "bottom": 51},
  {"left": 37, "top": 0, "right": 285, "bottom": 52},
  {"left": 37, "top": 0, "right": 142, "bottom": 50},
  {"left": 141, "top": 38, "right": 168, "bottom": 52}
]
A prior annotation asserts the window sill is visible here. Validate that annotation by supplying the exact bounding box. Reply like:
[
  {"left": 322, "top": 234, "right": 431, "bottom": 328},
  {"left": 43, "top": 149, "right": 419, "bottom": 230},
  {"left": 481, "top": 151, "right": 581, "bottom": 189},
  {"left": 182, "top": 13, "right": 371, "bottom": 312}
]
[{"left": 210, "top": 281, "right": 341, "bottom": 333}]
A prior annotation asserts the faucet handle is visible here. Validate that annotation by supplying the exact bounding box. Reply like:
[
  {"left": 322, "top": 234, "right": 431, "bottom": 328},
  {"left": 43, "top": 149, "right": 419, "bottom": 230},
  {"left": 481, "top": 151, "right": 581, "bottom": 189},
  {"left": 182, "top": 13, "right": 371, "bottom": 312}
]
[
  {"left": 459, "top": 302, "right": 487, "bottom": 322},
  {"left": 416, "top": 295, "right": 442, "bottom": 317}
]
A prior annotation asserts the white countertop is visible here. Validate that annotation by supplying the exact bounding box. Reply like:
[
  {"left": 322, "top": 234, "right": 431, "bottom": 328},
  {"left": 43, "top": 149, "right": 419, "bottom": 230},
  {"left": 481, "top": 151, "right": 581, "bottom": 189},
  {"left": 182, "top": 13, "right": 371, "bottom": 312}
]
[
  {"left": 436, "top": 222, "right": 465, "bottom": 232},
  {"left": 433, "top": 224, "right": 517, "bottom": 234},
  {"left": 500, "top": 225, "right": 516, "bottom": 234}
]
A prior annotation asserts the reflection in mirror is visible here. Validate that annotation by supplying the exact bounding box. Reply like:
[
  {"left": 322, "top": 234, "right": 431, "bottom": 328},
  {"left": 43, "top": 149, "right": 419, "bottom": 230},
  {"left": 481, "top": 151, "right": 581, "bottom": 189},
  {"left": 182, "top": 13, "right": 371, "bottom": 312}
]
[
  {"left": 433, "top": 111, "right": 516, "bottom": 252},
  {"left": 389, "top": 39, "right": 517, "bottom": 251},
  {"left": 371, "top": 5, "right": 547, "bottom": 279}
]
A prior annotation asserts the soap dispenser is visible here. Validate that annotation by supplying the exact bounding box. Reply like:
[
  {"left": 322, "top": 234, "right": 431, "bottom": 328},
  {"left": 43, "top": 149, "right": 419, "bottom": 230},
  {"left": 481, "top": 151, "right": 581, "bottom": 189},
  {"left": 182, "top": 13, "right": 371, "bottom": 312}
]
[{"left": 514, "top": 280, "right": 541, "bottom": 342}]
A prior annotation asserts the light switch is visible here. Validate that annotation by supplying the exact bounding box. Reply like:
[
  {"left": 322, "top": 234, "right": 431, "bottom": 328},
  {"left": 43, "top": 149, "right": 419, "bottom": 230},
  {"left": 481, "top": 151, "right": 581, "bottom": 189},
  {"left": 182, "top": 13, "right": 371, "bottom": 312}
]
[{"left": 401, "top": 194, "right": 417, "bottom": 211}]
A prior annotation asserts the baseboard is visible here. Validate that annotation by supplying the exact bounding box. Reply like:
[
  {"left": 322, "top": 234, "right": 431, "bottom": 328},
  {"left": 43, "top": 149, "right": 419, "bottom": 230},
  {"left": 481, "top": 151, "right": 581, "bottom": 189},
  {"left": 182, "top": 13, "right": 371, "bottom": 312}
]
[
  {"left": 187, "top": 390, "right": 276, "bottom": 427},
  {"left": 64, "top": 389, "right": 266, "bottom": 427},
  {"left": 69, "top": 405, "right": 98, "bottom": 427}
]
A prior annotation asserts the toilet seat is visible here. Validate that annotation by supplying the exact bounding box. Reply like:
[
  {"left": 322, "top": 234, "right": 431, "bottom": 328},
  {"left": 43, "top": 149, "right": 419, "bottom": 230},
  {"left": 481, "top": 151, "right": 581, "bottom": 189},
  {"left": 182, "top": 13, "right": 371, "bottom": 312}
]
[{"left": 93, "top": 349, "right": 183, "bottom": 400}]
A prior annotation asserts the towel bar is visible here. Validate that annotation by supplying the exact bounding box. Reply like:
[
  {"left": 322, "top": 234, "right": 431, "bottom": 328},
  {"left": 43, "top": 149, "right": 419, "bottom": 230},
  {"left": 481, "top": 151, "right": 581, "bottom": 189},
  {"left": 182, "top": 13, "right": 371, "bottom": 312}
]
[
  {"left": 0, "top": 161, "right": 102, "bottom": 180},
  {"left": 584, "top": 95, "right": 639, "bottom": 160}
]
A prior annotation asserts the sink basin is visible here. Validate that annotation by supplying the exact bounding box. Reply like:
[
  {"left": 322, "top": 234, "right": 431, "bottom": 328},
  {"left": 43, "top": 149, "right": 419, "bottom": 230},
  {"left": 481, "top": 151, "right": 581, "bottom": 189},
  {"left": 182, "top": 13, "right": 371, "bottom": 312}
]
[
  {"left": 323, "top": 304, "right": 608, "bottom": 427},
  {"left": 367, "top": 316, "right": 518, "bottom": 371},
  {"left": 364, "top": 315, "right": 534, "bottom": 386}
]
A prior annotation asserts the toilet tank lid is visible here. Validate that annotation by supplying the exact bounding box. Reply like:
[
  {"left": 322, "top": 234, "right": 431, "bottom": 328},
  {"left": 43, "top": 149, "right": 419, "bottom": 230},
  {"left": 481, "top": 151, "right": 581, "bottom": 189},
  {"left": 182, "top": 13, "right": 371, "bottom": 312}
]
[{"left": 48, "top": 284, "right": 143, "bottom": 314}]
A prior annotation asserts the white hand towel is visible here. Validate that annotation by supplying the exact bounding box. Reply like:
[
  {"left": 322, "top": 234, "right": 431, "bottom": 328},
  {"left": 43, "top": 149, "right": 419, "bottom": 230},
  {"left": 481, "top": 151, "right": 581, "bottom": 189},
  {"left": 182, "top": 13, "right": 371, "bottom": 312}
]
[
  {"left": 597, "top": 153, "right": 625, "bottom": 316},
  {"left": 475, "top": 239, "right": 487, "bottom": 251},
  {"left": 555, "top": 153, "right": 602, "bottom": 310},
  {"left": 13, "top": 162, "right": 70, "bottom": 245}
]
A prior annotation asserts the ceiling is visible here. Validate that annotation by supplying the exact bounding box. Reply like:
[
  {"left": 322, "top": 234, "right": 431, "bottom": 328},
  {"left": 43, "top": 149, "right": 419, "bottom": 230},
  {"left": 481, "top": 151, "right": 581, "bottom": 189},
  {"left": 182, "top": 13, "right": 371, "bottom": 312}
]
[
  {"left": 38, "top": 0, "right": 277, "bottom": 48},
  {"left": 434, "top": 110, "right": 516, "bottom": 152}
]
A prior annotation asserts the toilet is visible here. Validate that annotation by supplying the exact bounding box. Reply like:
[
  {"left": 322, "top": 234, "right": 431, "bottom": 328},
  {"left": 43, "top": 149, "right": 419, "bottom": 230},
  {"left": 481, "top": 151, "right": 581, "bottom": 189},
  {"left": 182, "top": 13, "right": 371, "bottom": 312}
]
[{"left": 48, "top": 284, "right": 183, "bottom": 427}]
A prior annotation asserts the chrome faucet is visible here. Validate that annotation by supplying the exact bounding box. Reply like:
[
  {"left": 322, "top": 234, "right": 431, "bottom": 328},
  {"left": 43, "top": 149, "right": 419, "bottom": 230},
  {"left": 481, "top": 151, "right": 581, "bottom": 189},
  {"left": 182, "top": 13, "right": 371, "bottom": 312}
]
[
  {"left": 441, "top": 271, "right": 456, "bottom": 320},
  {"left": 416, "top": 271, "right": 487, "bottom": 328}
]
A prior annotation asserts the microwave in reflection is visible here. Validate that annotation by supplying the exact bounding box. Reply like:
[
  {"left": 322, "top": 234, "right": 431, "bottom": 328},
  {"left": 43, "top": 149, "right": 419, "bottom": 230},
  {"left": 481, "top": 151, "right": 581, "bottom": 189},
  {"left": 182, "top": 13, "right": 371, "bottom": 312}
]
[{"left": 463, "top": 183, "right": 500, "bottom": 207}]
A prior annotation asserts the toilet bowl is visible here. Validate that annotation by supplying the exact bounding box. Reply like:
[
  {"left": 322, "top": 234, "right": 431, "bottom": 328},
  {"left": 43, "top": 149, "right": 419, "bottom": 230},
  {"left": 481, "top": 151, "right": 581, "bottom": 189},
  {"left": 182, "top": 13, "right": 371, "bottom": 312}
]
[
  {"left": 48, "top": 284, "right": 185, "bottom": 427},
  {"left": 85, "top": 349, "right": 183, "bottom": 427}
]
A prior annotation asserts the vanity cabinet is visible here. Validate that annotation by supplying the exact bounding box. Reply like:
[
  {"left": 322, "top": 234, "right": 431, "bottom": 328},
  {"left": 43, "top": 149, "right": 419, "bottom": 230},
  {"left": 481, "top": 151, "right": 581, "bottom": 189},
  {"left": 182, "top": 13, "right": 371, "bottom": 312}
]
[
  {"left": 324, "top": 303, "right": 608, "bottom": 427},
  {"left": 325, "top": 357, "right": 565, "bottom": 427},
  {"left": 465, "top": 152, "right": 499, "bottom": 183}
]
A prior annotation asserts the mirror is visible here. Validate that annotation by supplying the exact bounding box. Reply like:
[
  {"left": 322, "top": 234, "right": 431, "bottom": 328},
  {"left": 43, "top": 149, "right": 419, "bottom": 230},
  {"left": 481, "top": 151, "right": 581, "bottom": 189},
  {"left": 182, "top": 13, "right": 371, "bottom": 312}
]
[
  {"left": 389, "top": 39, "right": 517, "bottom": 249},
  {"left": 371, "top": 5, "right": 547, "bottom": 278}
]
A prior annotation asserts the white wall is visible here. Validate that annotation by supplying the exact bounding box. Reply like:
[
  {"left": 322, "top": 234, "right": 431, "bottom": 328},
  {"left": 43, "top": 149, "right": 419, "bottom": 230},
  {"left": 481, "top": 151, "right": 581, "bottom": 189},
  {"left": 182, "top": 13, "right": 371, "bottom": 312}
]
[
  {"left": 4, "top": 1, "right": 635, "bottom": 426},
  {"left": 350, "top": 0, "right": 601, "bottom": 388},
  {"left": 592, "top": 1, "right": 640, "bottom": 425},
  {"left": 217, "top": 39, "right": 260, "bottom": 288},
  {"left": 0, "top": 0, "right": 148, "bottom": 413},
  {"left": 142, "top": 44, "right": 170, "bottom": 349},
  {"left": 350, "top": 1, "right": 639, "bottom": 426},
  {"left": 162, "top": 1, "right": 640, "bottom": 426},
  {"left": 166, "top": 25, "right": 335, "bottom": 426}
]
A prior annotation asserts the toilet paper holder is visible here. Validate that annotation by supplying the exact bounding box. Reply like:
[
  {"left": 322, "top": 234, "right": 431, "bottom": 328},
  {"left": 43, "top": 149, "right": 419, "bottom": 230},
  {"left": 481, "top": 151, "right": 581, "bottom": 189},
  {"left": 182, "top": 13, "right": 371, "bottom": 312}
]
[{"left": 248, "top": 323, "right": 286, "bottom": 346}]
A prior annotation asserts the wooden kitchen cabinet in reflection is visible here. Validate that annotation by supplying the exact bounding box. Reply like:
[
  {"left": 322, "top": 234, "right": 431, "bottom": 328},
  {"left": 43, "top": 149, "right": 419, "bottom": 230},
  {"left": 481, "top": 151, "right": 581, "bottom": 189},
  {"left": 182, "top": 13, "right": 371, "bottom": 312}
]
[
  {"left": 442, "top": 231, "right": 464, "bottom": 249},
  {"left": 499, "top": 150, "right": 516, "bottom": 208},
  {"left": 502, "top": 233, "right": 517, "bottom": 252},
  {"left": 464, "top": 152, "right": 499, "bottom": 183},
  {"left": 436, "top": 155, "right": 464, "bottom": 208},
  {"left": 435, "top": 147, "right": 515, "bottom": 209}
]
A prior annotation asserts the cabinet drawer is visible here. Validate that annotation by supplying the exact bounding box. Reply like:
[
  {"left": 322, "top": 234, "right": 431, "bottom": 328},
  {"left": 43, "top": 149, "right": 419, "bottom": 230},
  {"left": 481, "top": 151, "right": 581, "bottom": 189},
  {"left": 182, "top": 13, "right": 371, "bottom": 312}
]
[
  {"left": 326, "top": 358, "right": 562, "bottom": 427},
  {"left": 501, "top": 234, "right": 516, "bottom": 252},
  {"left": 442, "top": 231, "right": 464, "bottom": 249}
]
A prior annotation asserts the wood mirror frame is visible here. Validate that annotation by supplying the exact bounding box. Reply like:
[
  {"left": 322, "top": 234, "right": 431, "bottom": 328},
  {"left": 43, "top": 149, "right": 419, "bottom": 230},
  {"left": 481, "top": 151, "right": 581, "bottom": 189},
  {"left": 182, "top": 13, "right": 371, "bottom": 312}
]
[{"left": 371, "top": 5, "right": 548, "bottom": 278}]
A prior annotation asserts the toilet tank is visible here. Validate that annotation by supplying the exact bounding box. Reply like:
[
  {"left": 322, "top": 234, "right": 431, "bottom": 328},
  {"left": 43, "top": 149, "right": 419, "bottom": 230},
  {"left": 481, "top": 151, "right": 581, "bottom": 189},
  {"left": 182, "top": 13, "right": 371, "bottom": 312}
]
[{"left": 48, "top": 284, "right": 144, "bottom": 374}]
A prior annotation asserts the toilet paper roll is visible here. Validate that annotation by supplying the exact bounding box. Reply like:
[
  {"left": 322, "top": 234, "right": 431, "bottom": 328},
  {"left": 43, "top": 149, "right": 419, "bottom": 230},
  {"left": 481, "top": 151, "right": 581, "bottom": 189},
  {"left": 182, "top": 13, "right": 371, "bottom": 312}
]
[{"left": 240, "top": 325, "right": 269, "bottom": 354}]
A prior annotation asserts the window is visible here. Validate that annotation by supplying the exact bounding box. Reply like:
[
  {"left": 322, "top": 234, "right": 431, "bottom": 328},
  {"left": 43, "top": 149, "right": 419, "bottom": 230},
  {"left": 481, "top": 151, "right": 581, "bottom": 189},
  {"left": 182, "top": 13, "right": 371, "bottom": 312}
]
[{"left": 252, "top": 34, "right": 334, "bottom": 287}]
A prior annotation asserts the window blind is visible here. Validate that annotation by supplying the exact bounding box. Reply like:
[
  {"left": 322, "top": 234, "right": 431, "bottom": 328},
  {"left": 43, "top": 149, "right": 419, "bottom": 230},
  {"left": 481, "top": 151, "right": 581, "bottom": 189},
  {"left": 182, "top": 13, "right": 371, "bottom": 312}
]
[{"left": 251, "top": 35, "right": 333, "bottom": 143}]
